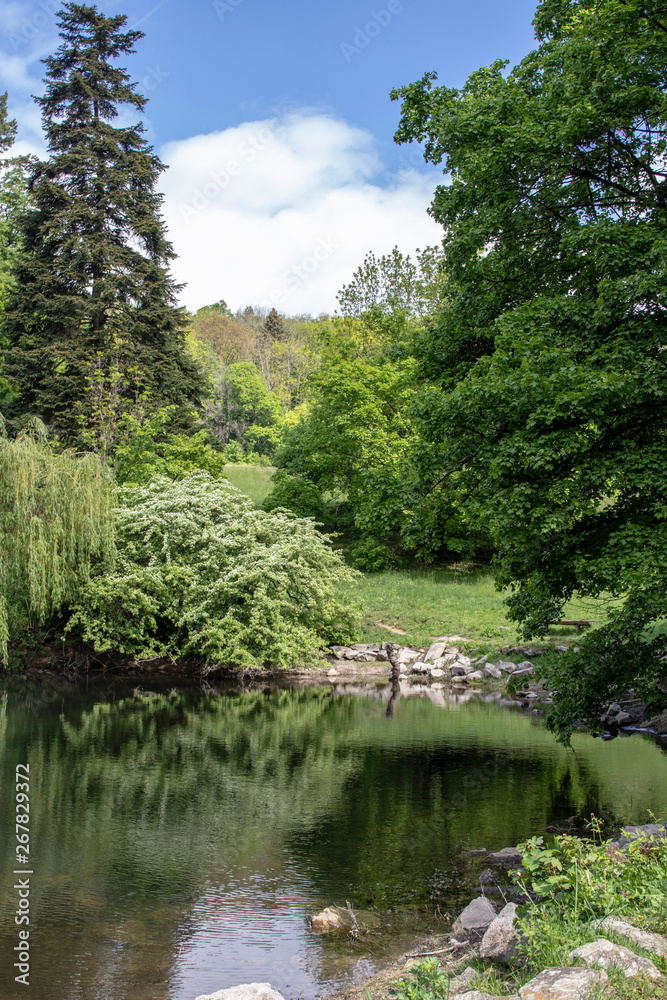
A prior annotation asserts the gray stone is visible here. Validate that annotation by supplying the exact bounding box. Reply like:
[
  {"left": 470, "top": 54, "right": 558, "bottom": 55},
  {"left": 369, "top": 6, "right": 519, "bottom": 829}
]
[
  {"left": 518, "top": 967, "right": 609, "bottom": 999},
  {"left": 195, "top": 986, "right": 285, "bottom": 1000},
  {"left": 455, "top": 654, "right": 473, "bottom": 668},
  {"left": 484, "top": 663, "right": 503, "bottom": 679},
  {"left": 473, "top": 655, "right": 488, "bottom": 666},
  {"left": 456, "top": 992, "right": 519, "bottom": 1000},
  {"left": 554, "top": 645, "right": 569, "bottom": 653},
  {"left": 449, "top": 967, "right": 478, "bottom": 993},
  {"left": 424, "top": 642, "right": 447, "bottom": 662},
  {"left": 591, "top": 917, "right": 667, "bottom": 958},
  {"left": 352, "top": 643, "right": 379, "bottom": 651},
  {"left": 479, "top": 902, "right": 518, "bottom": 963},
  {"left": 497, "top": 660, "right": 517, "bottom": 674},
  {"left": 311, "top": 904, "right": 356, "bottom": 934},
  {"left": 614, "top": 711, "right": 633, "bottom": 726},
  {"left": 430, "top": 668, "right": 445, "bottom": 678},
  {"left": 517, "top": 661, "right": 535, "bottom": 670},
  {"left": 512, "top": 667, "right": 535, "bottom": 679},
  {"left": 328, "top": 667, "right": 338, "bottom": 676},
  {"left": 330, "top": 646, "right": 350, "bottom": 656},
  {"left": 648, "top": 710, "right": 667, "bottom": 734},
  {"left": 488, "top": 847, "right": 523, "bottom": 864},
  {"left": 451, "top": 663, "right": 469, "bottom": 676},
  {"left": 614, "top": 822, "right": 666, "bottom": 848},
  {"left": 398, "top": 648, "right": 420, "bottom": 664},
  {"left": 453, "top": 896, "right": 498, "bottom": 934},
  {"left": 608, "top": 703, "right": 622, "bottom": 715},
  {"left": 411, "top": 661, "right": 430, "bottom": 673},
  {"left": 467, "top": 670, "right": 485, "bottom": 682},
  {"left": 569, "top": 938, "right": 662, "bottom": 979}
]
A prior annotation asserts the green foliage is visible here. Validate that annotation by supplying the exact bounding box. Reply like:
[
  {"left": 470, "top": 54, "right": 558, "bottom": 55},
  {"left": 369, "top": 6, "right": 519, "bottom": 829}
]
[
  {"left": 513, "top": 825, "right": 667, "bottom": 978},
  {"left": 261, "top": 470, "right": 325, "bottom": 520},
  {"left": 391, "top": 0, "right": 667, "bottom": 736},
  {"left": 2, "top": 4, "right": 203, "bottom": 437},
  {"left": 66, "top": 471, "right": 359, "bottom": 667},
  {"left": 206, "top": 362, "right": 283, "bottom": 458},
  {"left": 113, "top": 407, "right": 227, "bottom": 484},
  {"left": 388, "top": 958, "right": 450, "bottom": 1000},
  {"left": 0, "top": 429, "right": 113, "bottom": 663},
  {"left": 350, "top": 537, "right": 396, "bottom": 573},
  {"left": 337, "top": 246, "right": 444, "bottom": 321}
]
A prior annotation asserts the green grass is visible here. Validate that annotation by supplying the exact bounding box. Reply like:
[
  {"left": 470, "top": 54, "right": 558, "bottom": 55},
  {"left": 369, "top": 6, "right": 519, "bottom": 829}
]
[
  {"left": 224, "top": 464, "right": 276, "bottom": 507},
  {"left": 338, "top": 565, "right": 614, "bottom": 653}
]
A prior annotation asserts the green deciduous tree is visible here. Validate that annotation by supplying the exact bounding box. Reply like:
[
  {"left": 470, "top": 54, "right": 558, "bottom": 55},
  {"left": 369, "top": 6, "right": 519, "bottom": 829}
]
[
  {"left": 391, "top": 0, "right": 667, "bottom": 737},
  {"left": 2, "top": 3, "right": 203, "bottom": 438}
]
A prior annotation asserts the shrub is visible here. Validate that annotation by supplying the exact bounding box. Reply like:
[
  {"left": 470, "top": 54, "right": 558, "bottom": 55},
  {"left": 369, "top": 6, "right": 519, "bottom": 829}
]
[
  {"left": 261, "top": 471, "right": 325, "bottom": 521},
  {"left": 350, "top": 536, "right": 396, "bottom": 572},
  {"left": 66, "top": 472, "right": 359, "bottom": 667}
]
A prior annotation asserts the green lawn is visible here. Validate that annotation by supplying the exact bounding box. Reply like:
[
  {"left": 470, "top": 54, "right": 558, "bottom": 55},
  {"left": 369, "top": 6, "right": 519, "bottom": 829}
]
[
  {"left": 224, "top": 464, "right": 276, "bottom": 507},
  {"left": 338, "top": 566, "right": 613, "bottom": 653}
]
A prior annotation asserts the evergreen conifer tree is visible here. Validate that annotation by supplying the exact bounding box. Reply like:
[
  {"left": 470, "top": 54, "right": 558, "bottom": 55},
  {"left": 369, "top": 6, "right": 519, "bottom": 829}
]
[
  {"left": 263, "top": 307, "right": 289, "bottom": 341},
  {"left": 2, "top": 3, "right": 204, "bottom": 437}
]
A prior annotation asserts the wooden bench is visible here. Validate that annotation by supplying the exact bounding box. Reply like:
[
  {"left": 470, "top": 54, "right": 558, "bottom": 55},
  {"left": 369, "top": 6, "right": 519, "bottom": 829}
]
[{"left": 551, "top": 619, "right": 594, "bottom": 633}]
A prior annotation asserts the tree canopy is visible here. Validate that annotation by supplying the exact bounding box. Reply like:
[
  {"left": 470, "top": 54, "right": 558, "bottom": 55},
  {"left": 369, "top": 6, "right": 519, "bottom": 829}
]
[
  {"left": 391, "top": 0, "right": 667, "bottom": 737},
  {"left": 2, "top": 3, "right": 203, "bottom": 439}
]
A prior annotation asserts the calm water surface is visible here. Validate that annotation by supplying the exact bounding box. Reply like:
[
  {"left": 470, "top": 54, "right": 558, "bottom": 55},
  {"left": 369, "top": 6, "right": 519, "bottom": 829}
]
[{"left": 1, "top": 678, "right": 666, "bottom": 1000}]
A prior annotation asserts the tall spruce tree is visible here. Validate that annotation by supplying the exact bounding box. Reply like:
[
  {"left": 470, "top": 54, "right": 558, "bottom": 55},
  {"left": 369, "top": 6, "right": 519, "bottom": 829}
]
[{"left": 2, "top": 3, "right": 203, "bottom": 438}]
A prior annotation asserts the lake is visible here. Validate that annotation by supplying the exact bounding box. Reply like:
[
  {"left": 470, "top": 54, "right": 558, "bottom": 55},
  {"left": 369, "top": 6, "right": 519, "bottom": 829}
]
[{"left": 1, "top": 677, "right": 665, "bottom": 1000}]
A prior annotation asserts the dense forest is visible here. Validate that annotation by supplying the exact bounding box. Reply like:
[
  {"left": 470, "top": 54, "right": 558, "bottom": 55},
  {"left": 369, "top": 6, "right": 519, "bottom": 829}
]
[{"left": 1, "top": 0, "right": 667, "bottom": 740}]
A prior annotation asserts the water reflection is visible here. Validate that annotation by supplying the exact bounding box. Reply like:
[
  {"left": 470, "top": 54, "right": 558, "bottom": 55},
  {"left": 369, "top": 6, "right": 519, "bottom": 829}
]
[{"left": 0, "top": 680, "right": 665, "bottom": 1000}]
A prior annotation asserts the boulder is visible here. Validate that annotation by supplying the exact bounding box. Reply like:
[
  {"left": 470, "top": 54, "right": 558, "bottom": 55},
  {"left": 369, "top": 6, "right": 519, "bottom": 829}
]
[
  {"left": 467, "top": 670, "right": 485, "bottom": 682},
  {"left": 479, "top": 902, "right": 518, "bottom": 963},
  {"left": 517, "top": 661, "right": 535, "bottom": 669},
  {"left": 497, "top": 660, "right": 517, "bottom": 674},
  {"left": 329, "top": 646, "right": 351, "bottom": 657},
  {"left": 430, "top": 668, "right": 445, "bottom": 678},
  {"left": 311, "top": 904, "right": 356, "bottom": 934},
  {"left": 398, "top": 648, "right": 420, "bottom": 664},
  {"left": 328, "top": 667, "right": 338, "bottom": 676},
  {"left": 352, "top": 643, "right": 379, "bottom": 651},
  {"left": 613, "top": 822, "right": 666, "bottom": 848},
  {"left": 511, "top": 666, "right": 535, "bottom": 679},
  {"left": 569, "top": 939, "right": 662, "bottom": 979},
  {"left": 449, "top": 967, "right": 478, "bottom": 993},
  {"left": 518, "top": 967, "right": 609, "bottom": 999},
  {"left": 424, "top": 642, "right": 447, "bottom": 662},
  {"left": 456, "top": 992, "right": 519, "bottom": 1000},
  {"left": 647, "top": 710, "right": 667, "bottom": 734},
  {"left": 455, "top": 655, "right": 473, "bottom": 668},
  {"left": 195, "top": 986, "right": 285, "bottom": 1000},
  {"left": 473, "top": 655, "right": 489, "bottom": 666},
  {"left": 488, "top": 847, "right": 523, "bottom": 865},
  {"left": 484, "top": 663, "right": 503, "bottom": 680},
  {"left": 554, "top": 645, "right": 569, "bottom": 653},
  {"left": 453, "top": 896, "right": 498, "bottom": 935},
  {"left": 451, "top": 663, "right": 469, "bottom": 676},
  {"left": 411, "top": 661, "right": 430, "bottom": 674},
  {"left": 614, "top": 711, "right": 633, "bottom": 726},
  {"left": 591, "top": 917, "right": 667, "bottom": 957}
]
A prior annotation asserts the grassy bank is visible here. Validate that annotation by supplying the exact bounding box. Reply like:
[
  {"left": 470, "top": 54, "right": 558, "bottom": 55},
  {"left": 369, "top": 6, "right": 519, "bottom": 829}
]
[
  {"left": 224, "top": 463, "right": 276, "bottom": 506},
  {"left": 340, "top": 566, "right": 612, "bottom": 653}
]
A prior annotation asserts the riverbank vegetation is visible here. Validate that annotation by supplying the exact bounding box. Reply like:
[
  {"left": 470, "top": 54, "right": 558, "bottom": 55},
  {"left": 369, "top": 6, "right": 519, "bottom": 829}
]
[{"left": 0, "top": 0, "right": 666, "bottom": 739}]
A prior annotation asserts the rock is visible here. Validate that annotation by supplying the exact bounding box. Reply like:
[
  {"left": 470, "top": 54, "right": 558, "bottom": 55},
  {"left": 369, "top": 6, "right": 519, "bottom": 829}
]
[
  {"left": 353, "top": 643, "right": 379, "bottom": 651},
  {"left": 569, "top": 938, "right": 662, "bottom": 979},
  {"left": 453, "top": 896, "right": 498, "bottom": 934},
  {"left": 455, "top": 654, "right": 473, "bottom": 668},
  {"left": 479, "top": 902, "right": 518, "bottom": 963},
  {"left": 614, "top": 711, "right": 633, "bottom": 726},
  {"left": 608, "top": 703, "right": 622, "bottom": 715},
  {"left": 488, "top": 847, "right": 523, "bottom": 865},
  {"left": 554, "top": 645, "right": 569, "bottom": 653},
  {"left": 343, "top": 650, "right": 360, "bottom": 660},
  {"left": 518, "top": 967, "right": 609, "bottom": 999},
  {"left": 647, "top": 710, "right": 667, "bottom": 734},
  {"left": 195, "top": 986, "right": 285, "bottom": 1000},
  {"left": 484, "top": 663, "right": 503, "bottom": 679},
  {"left": 449, "top": 966, "right": 478, "bottom": 992},
  {"left": 456, "top": 992, "right": 518, "bottom": 1000},
  {"left": 591, "top": 917, "right": 667, "bottom": 957},
  {"left": 411, "top": 661, "right": 430, "bottom": 673},
  {"left": 328, "top": 667, "right": 338, "bottom": 676},
  {"left": 517, "top": 661, "right": 535, "bottom": 670},
  {"left": 512, "top": 666, "right": 535, "bottom": 679},
  {"left": 430, "top": 668, "right": 445, "bottom": 678},
  {"left": 451, "top": 663, "right": 469, "bottom": 676},
  {"left": 398, "top": 648, "right": 420, "bottom": 664},
  {"left": 467, "top": 670, "right": 485, "bottom": 682},
  {"left": 424, "top": 641, "right": 447, "bottom": 662},
  {"left": 613, "top": 822, "right": 666, "bottom": 848},
  {"left": 311, "top": 904, "right": 356, "bottom": 934},
  {"left": 473, "top": 655, "right": 489, "bottom": 666},
  {"left": 329, "top": 646, "right": 351, "bottom": 656},
  {"left": 497, "top": 660, "right": 517, "bottom": 674}
]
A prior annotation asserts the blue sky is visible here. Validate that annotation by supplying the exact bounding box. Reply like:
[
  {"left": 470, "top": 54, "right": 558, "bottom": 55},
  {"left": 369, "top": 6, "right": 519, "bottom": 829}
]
[{"left": 1, "top": 0, "right": 540, "bottom": 313}]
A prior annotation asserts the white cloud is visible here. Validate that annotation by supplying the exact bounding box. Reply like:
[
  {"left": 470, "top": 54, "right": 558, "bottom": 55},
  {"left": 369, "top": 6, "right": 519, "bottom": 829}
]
[{"left": 159, "top": 111, "right": 444, "bottom": 316}]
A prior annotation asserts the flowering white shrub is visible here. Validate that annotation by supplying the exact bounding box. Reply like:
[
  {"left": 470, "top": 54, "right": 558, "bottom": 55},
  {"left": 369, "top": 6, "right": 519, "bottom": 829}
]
[{"left": 67, "top": 472, "right": 358, "bottom": 667}]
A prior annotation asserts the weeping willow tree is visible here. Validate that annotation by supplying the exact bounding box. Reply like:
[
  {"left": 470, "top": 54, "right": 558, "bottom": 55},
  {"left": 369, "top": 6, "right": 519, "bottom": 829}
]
[{"left": 0, "top": 417, "right": 114, "bottom": 663}]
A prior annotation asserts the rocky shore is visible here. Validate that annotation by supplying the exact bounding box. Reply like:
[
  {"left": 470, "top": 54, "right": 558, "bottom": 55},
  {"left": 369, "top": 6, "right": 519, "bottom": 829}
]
[{"left": 194, "top": 823, "right": 667, "bottom": 1000}]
